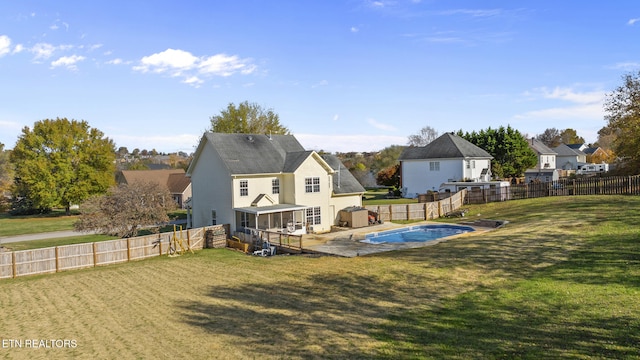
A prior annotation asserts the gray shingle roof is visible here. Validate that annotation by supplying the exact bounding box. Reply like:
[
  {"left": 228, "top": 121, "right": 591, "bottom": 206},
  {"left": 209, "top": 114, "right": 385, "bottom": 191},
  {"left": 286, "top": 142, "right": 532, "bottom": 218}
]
[
  {"left": 399, "top": 132, "right": 492, "bottom": 160},
  {"left": 553, "top": 143, "right": 585, "bottom": 156},
  {"left": 203, "top": 133, "right": 306, "bottom": 174},
  {"left": 528, "top": 138, "right": 557, "bottom": 155},
  {"left": 321, "top": 154, "right": 366, "bottom": 194}
]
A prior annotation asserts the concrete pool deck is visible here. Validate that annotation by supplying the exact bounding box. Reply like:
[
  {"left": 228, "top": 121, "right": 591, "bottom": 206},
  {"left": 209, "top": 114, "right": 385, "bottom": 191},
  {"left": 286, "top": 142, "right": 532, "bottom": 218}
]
[{"left": 301, "top": 220, "right": 499, "bottom": 257}]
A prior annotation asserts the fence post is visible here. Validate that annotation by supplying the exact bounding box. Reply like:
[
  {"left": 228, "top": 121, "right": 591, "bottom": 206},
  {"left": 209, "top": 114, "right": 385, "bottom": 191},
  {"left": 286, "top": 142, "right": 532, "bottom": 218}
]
[
  {"left": 55, "top": 246, "right": 60, "bottom": 273},
  {"left": 186, "top": 229, "right": 191, "bottom": 250},
  {"left": 127, "top": 238, "right": 131, "bottom": 261},
  {"left": 12, "top": 252, "right": 17, "bottom": 279},
  {"left": 93, "top": 242, "right": 98, "bottom": 267},
  {"left": 158, "top": 235, "right": 162, "bottom": 256}
]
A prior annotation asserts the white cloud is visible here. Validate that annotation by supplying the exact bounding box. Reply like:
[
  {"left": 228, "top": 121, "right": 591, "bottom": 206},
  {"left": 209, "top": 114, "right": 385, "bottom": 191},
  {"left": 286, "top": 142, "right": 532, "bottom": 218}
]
[
  {"left": 31, "top": 42, "right": 57, "bottom": 60},
  {"left": 134, "top": 48, "right": 198, "bottom": 75},
  {"left": 183, "top": 76, "right": 204, "bottom": 87},
  {"left": 0, "top": 35, "right": 10, "bottom": 56},
  {"left": 537, "top": 86, "right": 604, "bottom": 104},
  {"left": 333, "top": 114, "right": 339, "bottom": 121},
  {"left": 13, "top": 44, "right": 24, "bottom": 54},
  {"left": 133, "top": 48, "right": 256, "bottom": 85},
  {"left": 312, "top": 80, "right": 329, "bottom": 88},
  {"left": 439, "top": 9, "right": 502, "bottom": 18},
  {"left": 368, "top": 118, "right": 397, "bottom": 131},
  {"left": 198, "top": 53, "right": 255, "bottom": 76},
  {"left": 50, "top": 24, "right": 59, "bottom": 30},
  {"left": 351, "top": 26, "right": 359, "bottom": 33},
  {"left": 106, "top": 58, "right": 123, "bottom": 65},
  {"left": 628, "top": 18, "right": 640, "bottom": 26},
  {"left": 610, "top": 62, "right": 640, "bottom": 71},
  {"left": 51, "top": 54, "right": 86, "bottom": 70}
]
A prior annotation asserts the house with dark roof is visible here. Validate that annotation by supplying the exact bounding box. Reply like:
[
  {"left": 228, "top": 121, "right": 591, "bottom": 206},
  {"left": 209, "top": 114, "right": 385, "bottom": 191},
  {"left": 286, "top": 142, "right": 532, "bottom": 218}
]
[
  {"left": 186, "top": 133, "right": 365, "bottom": 234},
  {"left": 553, "top": 144, "right": 586, "bottom": 170},
  {"left": 116, "top": 169, "right": 192, "bottom": 208},
  {"left": 525, "top": 138, "right": 559, "bottom": 182},
  {"left": 398, "top": 133, "right": 494, "bottom": 198}
]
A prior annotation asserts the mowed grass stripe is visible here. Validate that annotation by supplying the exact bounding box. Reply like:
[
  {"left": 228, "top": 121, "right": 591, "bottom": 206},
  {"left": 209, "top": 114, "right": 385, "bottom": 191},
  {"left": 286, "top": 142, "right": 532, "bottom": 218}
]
[{"left": 1, "top": 195, "right": 639, "bottom": 359}]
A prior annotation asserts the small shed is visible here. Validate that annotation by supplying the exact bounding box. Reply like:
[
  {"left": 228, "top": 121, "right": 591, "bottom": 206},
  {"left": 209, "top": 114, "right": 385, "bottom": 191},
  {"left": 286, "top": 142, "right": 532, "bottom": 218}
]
[{"left": 338, "top": 206, "right": 369, "bottom": 228}]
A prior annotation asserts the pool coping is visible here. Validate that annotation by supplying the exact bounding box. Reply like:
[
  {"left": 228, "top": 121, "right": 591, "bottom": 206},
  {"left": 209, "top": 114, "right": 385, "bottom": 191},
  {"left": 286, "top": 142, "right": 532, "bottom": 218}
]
[{"left": 301, "top": 220, "right": 499, "bottom": 257}]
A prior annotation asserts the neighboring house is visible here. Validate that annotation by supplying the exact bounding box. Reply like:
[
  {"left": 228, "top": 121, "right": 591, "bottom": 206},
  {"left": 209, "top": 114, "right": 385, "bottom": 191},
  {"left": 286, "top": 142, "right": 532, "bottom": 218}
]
[
  {"left": 398, "top": 133, "right": 493, "bottom": 198},
  {"left": 525, "top": 138, "right": 559, "bottom": 182},
  {"left": 553, "top": 144, "right": 586, "bottom": 170},
  {"left": 186, "top": 133, "right": 365, "bottom": 234},
  {"left": 116, "top": 169, "right": 192, "bottom": 208}
]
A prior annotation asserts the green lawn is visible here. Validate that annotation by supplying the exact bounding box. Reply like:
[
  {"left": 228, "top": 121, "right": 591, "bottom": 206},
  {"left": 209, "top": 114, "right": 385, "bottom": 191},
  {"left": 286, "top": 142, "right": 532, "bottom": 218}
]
[
  {"left": 0, "top": 196, "right": 638, "bottom": 359},
  {"left": 0, "top": 210, "right": 79, "bottom": 237}
]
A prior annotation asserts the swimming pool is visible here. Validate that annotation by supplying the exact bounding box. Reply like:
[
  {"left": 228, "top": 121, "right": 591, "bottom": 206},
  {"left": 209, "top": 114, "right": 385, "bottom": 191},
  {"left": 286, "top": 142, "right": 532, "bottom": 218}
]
[{"left": 362, "top": 224, "right": 475, "bottom": 244}]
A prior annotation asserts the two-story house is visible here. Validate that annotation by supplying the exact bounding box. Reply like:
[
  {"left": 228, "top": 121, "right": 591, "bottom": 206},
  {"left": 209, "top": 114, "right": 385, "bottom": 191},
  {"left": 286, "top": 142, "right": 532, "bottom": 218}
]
[
  {"left": 553, "top": 144, "right": 586, "bottom": 171},
  {"left": 525, "top": 138, "right": 559, "bottom": 182},
  {"left": 399, "top": 133, "right": 494, "bottom": 198},
  {"left": 186, "top": 133, "right": 365, "bottom": 234}
]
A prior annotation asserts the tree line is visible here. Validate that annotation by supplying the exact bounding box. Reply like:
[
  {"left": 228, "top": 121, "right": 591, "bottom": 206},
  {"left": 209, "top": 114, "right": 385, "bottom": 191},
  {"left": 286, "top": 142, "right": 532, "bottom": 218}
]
[{"left": 2, "top": 70, "right": 640, "bottom": 231}]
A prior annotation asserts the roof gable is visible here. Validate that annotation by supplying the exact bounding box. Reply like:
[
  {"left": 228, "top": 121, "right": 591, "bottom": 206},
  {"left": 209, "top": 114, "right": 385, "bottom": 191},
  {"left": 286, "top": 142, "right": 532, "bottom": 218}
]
[
  {"left": 399, "top": 133, "right": 492, "bottom": 160},
  {"left": 528, "top": 138, "right": 557, "bottom": 155},
  {"left": 117, "top": 169, "right": 190, "bottom": 194},
  {"left": 191, "top": 133, "right": 306, "bottom": 175},
  {"left": 553, "top": 144, "right": 585, "bottom": 157},
  {"left": 321, "top": 154, "right": 366, "bottom": 194}
]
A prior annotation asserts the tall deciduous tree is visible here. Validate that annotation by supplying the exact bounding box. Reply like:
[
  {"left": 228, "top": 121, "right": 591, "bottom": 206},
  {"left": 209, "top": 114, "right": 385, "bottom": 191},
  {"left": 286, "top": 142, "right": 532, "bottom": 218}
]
[
  {"left": 10, "top": 118, "right": 115, "bottom": 214},
  {"left": 210, "top": 101, "right": 290, "bottom": 134},
  {"left": 457, "top": 126, "right": 537, "bottom": 178},
  {"left": 536, "top": 128, "right": 561, "bottom": 147},
  {"left": 604, "top": 71, "right": 640, "bottom": 172},
  {"left": 75, "top": 181, "right": 176, "bottom": 238},
  {"left": 0, "top": 142, "right": 13, "bottom": 211},
  {"left": 407, "top": 126, "right": 439, "bottom": 147}
]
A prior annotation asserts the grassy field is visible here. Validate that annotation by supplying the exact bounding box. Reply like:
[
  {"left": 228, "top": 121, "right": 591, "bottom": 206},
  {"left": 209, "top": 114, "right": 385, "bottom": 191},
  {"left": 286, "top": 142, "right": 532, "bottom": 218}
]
[
  {"left": 0, "top": 211, "right": 80, "bottom": 237},
  {"left": 0, "top": 196, "right": 639, "bottom": 359}
]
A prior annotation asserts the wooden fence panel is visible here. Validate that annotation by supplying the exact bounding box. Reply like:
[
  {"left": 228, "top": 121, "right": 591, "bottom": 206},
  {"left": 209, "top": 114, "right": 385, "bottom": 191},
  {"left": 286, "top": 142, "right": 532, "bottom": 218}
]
[
  {"left": 14, "top": 248, "right": 56, "bottom": 277},
  {"left": 0, "top": 252, "right": 13, "bottom": 279},
  {"left": 95, "top": 239, "right": 129, "bottom": 266},
  {"left": 128, "top": 235, "right": 162, "bottom": 261},
  {"left": 57, "top": 243, "right": 94, "bottom": 271},
  {"left": 390, "top": 205, "right": 407, "bottom": 221},
  {"left": 407, "top": 203, "right": 425, "bottom": 220}
]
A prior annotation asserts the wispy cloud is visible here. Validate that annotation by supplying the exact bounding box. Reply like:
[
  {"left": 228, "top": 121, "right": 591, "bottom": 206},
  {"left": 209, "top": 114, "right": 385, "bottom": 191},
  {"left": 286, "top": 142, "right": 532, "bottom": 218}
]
[
  {"left": 312, "top": 80, "right": 328, "bottom": 88},
  {"left": 50, "top": 54, "right": 85, "bottom": 70},
  {"left": 628, "top": 18, "right": 640, "bottom": 26},
  {"left": 515, "top": 86, "right": 605, "bottom": 123},
  {"left": 133, "top": 48, "right": 256, "bottom": 86},
  {"left": 610, "top": 62, "right": 640, "bottom": 71},
  {"left": 438, "top": 9, "right": 503, "bottom": 18},
  {"left": 368, "top": 118, "right": 397, "bottom": 131},
  {"left": 0, "top": 35, "right": 11, "bottom": 56},
  {"left": 30, "top": 42, "right": 73, "bottom": 60}
]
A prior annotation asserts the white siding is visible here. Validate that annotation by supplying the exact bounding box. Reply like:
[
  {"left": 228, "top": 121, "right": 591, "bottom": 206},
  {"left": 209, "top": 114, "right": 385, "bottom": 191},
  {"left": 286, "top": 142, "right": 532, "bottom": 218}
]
[
  {"left": 190, "top": 142, "right": 234, "bottom": 228},
  {"left": 402, "top": 158, "right": 465, "bottom": 198}
]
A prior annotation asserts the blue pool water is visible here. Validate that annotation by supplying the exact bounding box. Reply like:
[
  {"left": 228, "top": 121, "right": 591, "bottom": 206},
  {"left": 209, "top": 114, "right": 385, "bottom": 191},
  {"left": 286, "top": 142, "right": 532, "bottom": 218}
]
[{"left": 362, "top": 224, "right": 475, "bottom": 244}]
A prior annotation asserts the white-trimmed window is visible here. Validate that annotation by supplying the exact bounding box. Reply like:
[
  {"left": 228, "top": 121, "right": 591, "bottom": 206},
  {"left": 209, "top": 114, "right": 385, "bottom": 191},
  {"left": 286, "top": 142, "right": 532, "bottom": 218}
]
[
  {"left": 429, "top": 161, "right": 440, "bottom": 171},
  {"left": 305, "top": 177, "right": 320, "bottom": 193},
  {"left": 306, "top": 207, "right": 321, "bottom": 225},
  {"left": 240, "top": 180, "right": 248, "bottom": 197},
  {"left": 272, "top": 178, "right": 280, "bottom": 194}
]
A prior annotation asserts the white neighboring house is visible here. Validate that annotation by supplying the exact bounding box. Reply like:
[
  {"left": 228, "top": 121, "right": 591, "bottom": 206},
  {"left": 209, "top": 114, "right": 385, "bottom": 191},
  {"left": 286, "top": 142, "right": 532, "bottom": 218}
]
[
  {"left": 553, "top": 144, "right": 586, "bottom": 171},
  {"left": 399, "top": 133, "right": 494, "bottom": 198},
  {"left": 186, "top": 133, "right": 365, "bottom": 234},
  {"left": 525, "top": 138, "right": 559, "bottom": 182}
]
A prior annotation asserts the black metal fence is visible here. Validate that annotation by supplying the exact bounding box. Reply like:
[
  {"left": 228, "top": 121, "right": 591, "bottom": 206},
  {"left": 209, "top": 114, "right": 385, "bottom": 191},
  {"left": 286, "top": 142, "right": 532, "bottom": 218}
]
[{"left": 464, "top": 175, "right": 640, "bottom": 204}]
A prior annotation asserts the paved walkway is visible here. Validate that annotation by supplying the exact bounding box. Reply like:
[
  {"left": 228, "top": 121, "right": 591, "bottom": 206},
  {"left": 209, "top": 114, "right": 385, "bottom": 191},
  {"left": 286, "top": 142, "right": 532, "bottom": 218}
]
[{"left": 0, "top": 230, "right": 94, "bottom": 244}]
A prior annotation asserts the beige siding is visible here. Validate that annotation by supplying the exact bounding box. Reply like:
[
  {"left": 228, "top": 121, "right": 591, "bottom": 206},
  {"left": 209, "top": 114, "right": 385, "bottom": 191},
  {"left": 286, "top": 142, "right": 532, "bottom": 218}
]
[{"left": 292, "top": 156, "right": 333, "bottom": 232}]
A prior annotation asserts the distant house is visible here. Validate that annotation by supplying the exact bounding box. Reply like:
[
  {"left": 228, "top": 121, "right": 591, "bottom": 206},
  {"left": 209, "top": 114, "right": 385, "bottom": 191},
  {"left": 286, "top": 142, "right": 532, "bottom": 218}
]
[
  {"left": 398, "top": 133, "right": 493, "bottom": 198},
  {"left": 553, "top": 144, "right": 586, "bottom": 170},
  {"left": 116, "top": 169, "right": 192, "bottom": 208},
  {"left": 525, "top": 138, "right": 559, "bottom": 182},
  {"left": 186, "top": 133, "right": 365, "bottom": 234}
]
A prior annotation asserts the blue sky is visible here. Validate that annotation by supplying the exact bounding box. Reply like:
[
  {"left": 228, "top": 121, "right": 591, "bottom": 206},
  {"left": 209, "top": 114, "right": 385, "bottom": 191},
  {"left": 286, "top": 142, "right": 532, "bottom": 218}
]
[{"left": 1, "top": 1, "right": 639, "bottom": 154}]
